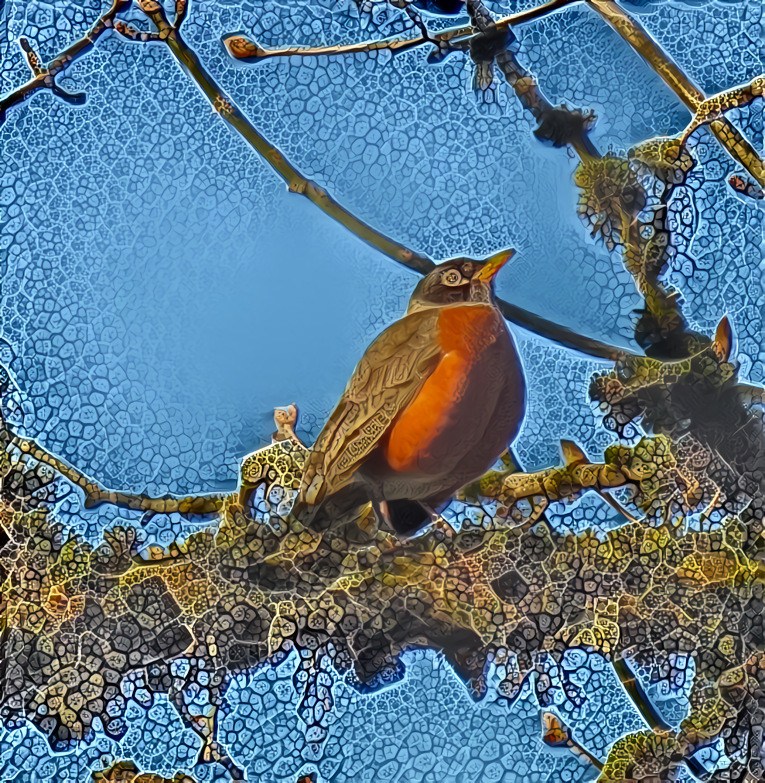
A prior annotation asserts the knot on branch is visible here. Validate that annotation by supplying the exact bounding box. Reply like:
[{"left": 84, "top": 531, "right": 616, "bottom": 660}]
[
  {"left": 129, "top": 0, "right": 186, "bottom": 37},
  {"left": 533, "top": 105, "right": 596, "bottom": 148}
]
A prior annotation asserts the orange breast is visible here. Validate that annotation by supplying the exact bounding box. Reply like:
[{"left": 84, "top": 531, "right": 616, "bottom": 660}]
[{"left": 382, "top": 305, "right": 499, "bottom": 473}]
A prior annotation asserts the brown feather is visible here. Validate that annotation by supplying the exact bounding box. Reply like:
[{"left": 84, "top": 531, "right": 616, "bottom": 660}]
[{"left": 300, "top": 308, "right": 442, "bottom": 505}]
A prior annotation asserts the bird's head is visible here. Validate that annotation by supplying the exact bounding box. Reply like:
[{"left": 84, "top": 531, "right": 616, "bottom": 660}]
[{"left": 407, "top": 249, "right": 514, "bottom": 312}]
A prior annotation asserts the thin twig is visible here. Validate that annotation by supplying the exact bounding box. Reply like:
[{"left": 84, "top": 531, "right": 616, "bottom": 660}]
[
  {"left": 12, "top": 431, "right": 225, "bottom": 515},
  {"left": 223, "top": 0, "right": 580, "bottom": 62},
  {"left": 613, "top": 657, "right": 672, "bottom": 732},
  {"left": 586, "top": 0, "right": 765, "bottom": 188},
  {"left": 0, "top": 0, "right": 132, "bottom": 122},
  {"left": 465, "top": 0, "right": 599, "bottom": 159}
]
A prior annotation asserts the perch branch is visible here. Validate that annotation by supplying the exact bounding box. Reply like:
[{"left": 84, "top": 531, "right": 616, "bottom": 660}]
[
  {"left": 11, "top": 431, "right": 225, "bottom": 515},
  {"left": 460, "top": 452, "right": 632, "bottom": 507},
  {"left": 123, "top": 2, "right": 629, "bottom": 362},
  {"left": 0, "top": 0, "right": 132, "bottom": 122},
  {"left": 585, "top": 0, "right": 765, "bottom": 188},
  {"left": 459, "top": 435, "right": 681, "bottom": 530},
  {"left": 223, "top": 0, "right": 579, "bottom": 62}
]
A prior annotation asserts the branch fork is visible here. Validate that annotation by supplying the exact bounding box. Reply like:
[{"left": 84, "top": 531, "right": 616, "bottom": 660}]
[{"left": 0, "top": 0, "right": 132, "bottom": 122}]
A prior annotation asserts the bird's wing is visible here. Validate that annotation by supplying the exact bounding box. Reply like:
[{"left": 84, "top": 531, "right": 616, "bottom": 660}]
[{"left": 300, "top": 308, "right": 443, "bottom": 506}]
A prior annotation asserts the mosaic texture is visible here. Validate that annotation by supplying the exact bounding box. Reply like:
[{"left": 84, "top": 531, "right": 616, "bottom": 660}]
[{"left": 0, "top": 0, "right": 764, "bottom": 781}]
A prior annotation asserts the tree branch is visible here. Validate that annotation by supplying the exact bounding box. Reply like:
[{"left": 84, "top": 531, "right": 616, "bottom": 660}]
[
  {"left": 222, "top": 0, "right": 580, "bottom": 63},
  {"left": 113, "top": 19, "right": 161, "bottom": 43},
  {"left": 680, "top": 75, "right": 765, "bottom": 145},
  {"left": 465, "top": 0, "right": 599, "bottom": 159},
  {"left": 0, "top": 0, "right": 132, "bottom": 122},
  {"left": 0, "top": 0, "right": 629, "bottom": 361},
  {"left": 11, "top": 430, "right": 224, "bottom": 515},
  {"left": 18, "top": 37, "right": 43, "bottom": 76},
  {"left": 585, "top": 0, "right": 765, "bottom": 188}
]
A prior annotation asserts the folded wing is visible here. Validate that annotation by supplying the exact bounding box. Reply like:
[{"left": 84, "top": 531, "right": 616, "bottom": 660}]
[{"left": 299, "top": 308, "right": 443, "bottom": 507}]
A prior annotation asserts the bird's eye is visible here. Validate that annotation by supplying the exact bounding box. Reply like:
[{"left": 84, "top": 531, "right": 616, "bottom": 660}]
[{"left": 443, "top": 270, "right": 462, "bottom": 286}]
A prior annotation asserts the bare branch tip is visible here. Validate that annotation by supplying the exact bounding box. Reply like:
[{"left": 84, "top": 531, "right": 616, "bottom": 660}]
[
  {"left": 175, "top": 0, "right": 189, "bottom": 26},
  {"left": 50, "top": 83, "right": 87, "bottom": 106},
  {"left": 222, "top": 33, "right": 268, "bottom": 61}
]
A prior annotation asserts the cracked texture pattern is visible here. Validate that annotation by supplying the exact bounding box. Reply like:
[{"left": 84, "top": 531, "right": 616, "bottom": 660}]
[{"left": 0, "top": 0, "right": 763, "bottom": 781}]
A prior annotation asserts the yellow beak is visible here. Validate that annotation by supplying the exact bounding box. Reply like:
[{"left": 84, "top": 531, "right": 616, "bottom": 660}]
[{"left": 473, "top": 249, "right": 515, "bottom": 282}]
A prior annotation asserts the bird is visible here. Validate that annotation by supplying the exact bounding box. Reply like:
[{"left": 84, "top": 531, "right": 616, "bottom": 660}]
[{"left": 294, "top": 250, "right": 526, "bottom": 537}]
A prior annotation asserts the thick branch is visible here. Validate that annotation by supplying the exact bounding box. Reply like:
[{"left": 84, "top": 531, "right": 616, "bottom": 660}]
[
  {"left": 0, "top": 0, "right": 132, "bottom": 122},
  {"left": 586, "top": 0, "right": 765, "bottom": 188}
]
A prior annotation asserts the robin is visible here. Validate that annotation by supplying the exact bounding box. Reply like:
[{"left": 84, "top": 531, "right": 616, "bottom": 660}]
[{"left": 295, "top": 250, "right": 526, "bottom": 536}]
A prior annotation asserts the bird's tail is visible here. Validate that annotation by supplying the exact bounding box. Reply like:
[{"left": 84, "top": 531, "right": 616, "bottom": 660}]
[
  {"left": 292, "top": 483, "right": 371, "bottom": 531},
  {"left": 293, "top": 489, "right": 431, "bottom": 537}
]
